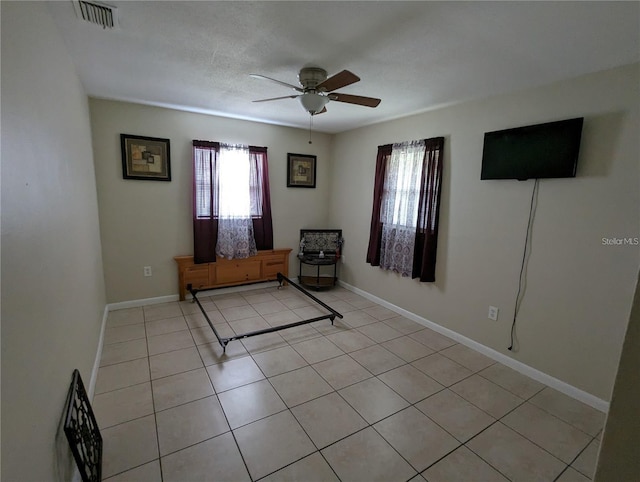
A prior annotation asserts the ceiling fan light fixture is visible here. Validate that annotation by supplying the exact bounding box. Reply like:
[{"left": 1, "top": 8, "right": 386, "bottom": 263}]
[{"left": 299, "top": 93, "right": 329, "bottom": 115}]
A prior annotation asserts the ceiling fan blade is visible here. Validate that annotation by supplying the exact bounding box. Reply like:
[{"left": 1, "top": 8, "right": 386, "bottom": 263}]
[
  {"left": 312, "top": 106, "right": 328, "bottom": 115},
  {"left": 317, "top": 70, "right": 360, "bottom": 92},
  {"left": 250, "top": 74, "right": 303, "bottom": 92},
  {"left": 253, "top": 95, "right": 299, "bottom": 103},
  {"left": 329, "top": 93, "right": 381, "bottom": 108}
]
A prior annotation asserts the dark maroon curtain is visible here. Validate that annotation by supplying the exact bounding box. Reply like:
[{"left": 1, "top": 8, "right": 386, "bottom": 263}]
[
  {"left": 366, "top": 137, "right": 444, "bottom": 282},
  {"left": 193, "top": 140, "right": 219, "bottom": 264},
  {"left": 412, "top": 137, "right": 444, "bottom": 281},
  {"left": 249, "top": 146, "right": 274, "bottom": 250},
  {"left": 192, "top": 141, "right": 273, "bottom": 264},
  {"left": 366, "top": 144, "right": 393, "bottom": 266}
]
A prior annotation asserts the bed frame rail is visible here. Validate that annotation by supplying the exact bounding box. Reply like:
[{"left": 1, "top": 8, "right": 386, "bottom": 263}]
[{"left": 188, "top": 273, "right": 343, "bottom": 353}]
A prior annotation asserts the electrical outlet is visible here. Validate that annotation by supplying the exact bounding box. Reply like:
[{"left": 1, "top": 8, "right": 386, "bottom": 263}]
[
  {"left": 488, "top": 306, "right": 499, "bottom": 321},
  {"left": 144, "top": 266, "right": 152, "bottom": 277}
]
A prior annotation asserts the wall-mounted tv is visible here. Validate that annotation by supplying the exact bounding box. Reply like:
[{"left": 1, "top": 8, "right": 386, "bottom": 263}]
[{"left": 481, "top": 117, "right": 584, "bottom": 180}]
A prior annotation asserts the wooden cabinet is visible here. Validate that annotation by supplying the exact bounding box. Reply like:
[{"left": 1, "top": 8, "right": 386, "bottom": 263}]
[
  {"left": 174, "top": 249, "right": 292, "bottom": 301},
  {"left": 184, "top": 265, "right": 209, "bottom": 290},
  {"left": 262, "top": 254, "right": 289, "bottom": 278},
  {"left": 216, "top": 259, "right": 261, "bottom": 284}
]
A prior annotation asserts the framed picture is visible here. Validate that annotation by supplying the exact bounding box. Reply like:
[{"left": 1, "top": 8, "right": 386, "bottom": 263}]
[
  {"left": 121, "top": 134, "right": 171, "bottom": 181},
  {"left": 287, "top": 153, "right": 316, "bottom": 188}
]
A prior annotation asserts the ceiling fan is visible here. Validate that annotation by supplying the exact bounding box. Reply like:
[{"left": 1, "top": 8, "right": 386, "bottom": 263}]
[{"left": 250, "top": 67, "right": 381, "bottom": 115}]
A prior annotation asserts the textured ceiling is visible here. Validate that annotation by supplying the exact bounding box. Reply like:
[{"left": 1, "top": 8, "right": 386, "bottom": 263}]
[{"left": 48, "top": 1, "right": 639, "bottom": 133}]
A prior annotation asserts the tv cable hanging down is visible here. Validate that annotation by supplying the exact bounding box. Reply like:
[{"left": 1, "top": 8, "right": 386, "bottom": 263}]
[
  {"left": 478, "top": 116, "right": 584, "bottom": 350},
  {"left": 508, "top": 178, "right": 540, "bottom": 351}
]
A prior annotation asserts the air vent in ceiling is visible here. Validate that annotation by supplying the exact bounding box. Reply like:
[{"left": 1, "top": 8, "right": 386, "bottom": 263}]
[{"left": 72, "top": 0, "right": 119, "bottom": 29}]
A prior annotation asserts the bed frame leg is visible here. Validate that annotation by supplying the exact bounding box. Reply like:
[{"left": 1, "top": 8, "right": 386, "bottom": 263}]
[{"left": 187, "top": 284, "right": 196, "bottom": 302}]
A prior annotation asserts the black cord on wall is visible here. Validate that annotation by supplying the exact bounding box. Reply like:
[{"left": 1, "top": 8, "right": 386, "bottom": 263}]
[{"left": 509, "top": 178, "right": 540, "bottom": 351}]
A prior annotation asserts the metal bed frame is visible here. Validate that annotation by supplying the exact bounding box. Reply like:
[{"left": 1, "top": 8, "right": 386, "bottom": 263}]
[{"left": 188, "top": 272, "right": 343, "bottom": 353}]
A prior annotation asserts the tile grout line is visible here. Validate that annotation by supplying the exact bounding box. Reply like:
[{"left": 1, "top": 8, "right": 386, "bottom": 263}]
[
  {"left": 153, "top": 307, "right": 248, "bottom": 479},
  {"left": 143, "top": 306, "right": 165, "bottom": 482},
  {"left": 218, "top": 288, "right": 368, "bottom": 480},
  {"left": 562, "top": 434, "right": 599, "bottom": 479},
  {"left": 460, "top": 380, "right": 591, "bottom": 482},
  {"left": 102, "top": 288, "right": 602, "bottom": 480}
]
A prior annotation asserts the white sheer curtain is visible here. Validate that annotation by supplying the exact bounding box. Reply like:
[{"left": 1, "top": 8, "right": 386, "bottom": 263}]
[
  {"left": 379, "top": 140, "right": 426, "bottom": 276},
  {"left": 215, "top": 144, "right": 257, "bottom": 259}
]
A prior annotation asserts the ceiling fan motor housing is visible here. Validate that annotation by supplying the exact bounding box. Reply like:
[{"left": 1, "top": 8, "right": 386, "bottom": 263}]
[{"left": 298, "top": 68, "right": 328, "bottom": 91}]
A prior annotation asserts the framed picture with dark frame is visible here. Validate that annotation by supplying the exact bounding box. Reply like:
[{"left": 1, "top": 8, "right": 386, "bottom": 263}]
[
  {"left": 287, "top": 153, "right": 316, "bottom": 188},
  {"left": 120, "top": 134, "right": 171, "bottom": 181}
]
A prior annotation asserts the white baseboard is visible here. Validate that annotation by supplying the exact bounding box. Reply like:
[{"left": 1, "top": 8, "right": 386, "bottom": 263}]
[
  {"left": 338, "top": 280, "right": 609, "bottom": 413},
  {"left": 89, "top": 295, "right": 177, "bottom": 400},
  {"left": 94, "top": 278, "right": 609, "bottom": 412},
  {"left": 108, "top": 294, "right": 180, "bottom": 311},
  {"left": 88, "top": 304, "right": 109, "bottom": 401},
  {"left": 108, "top": 281, "right": 289, "bottom": 312}
]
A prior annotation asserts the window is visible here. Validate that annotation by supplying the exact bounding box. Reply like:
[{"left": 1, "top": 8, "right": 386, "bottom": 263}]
[
  {"left": 193, "top": 141, "right": 273, "bottom": 263},
  {"left": 366, "top": 137, "right": 444, "bottom": 281},
  {"left": 378, "top": 140, "right": 426, "bottom": 275}
]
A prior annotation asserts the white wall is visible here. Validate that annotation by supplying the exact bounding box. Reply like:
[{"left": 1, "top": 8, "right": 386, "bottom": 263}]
[
  {"left": 89, "top": 99, "right": 332, "bottom": 303},
  {"left": 595, "top": 270, "right": 640, "bottom": 480},
  {"left": 329, "top": 64, "right": 639, "bottom": 400},
  {"left": 1, "top": 2, "right": 107, "bottom": 481}
]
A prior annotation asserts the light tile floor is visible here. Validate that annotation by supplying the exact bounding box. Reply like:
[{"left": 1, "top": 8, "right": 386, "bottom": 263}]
[{"left": 95, "top": 285, "right": 605, "bottom": 481}]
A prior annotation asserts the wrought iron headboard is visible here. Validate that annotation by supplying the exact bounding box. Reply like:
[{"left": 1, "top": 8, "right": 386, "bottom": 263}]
[
  {"left": 300, "top": 229, "right": 343, "bottom": 254},
  {"left": 63, "top": 369, "right": 102, "bottom": 482}
]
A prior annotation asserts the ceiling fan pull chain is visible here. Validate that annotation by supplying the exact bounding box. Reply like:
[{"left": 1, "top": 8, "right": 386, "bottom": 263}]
[{"left": 308, "top": 114, "right": 313, "bottom": 144}]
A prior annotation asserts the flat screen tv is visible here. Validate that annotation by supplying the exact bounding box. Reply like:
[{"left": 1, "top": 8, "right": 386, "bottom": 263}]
[{"left": 481, "top": 117, "right": 583, "bottom": 180}]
